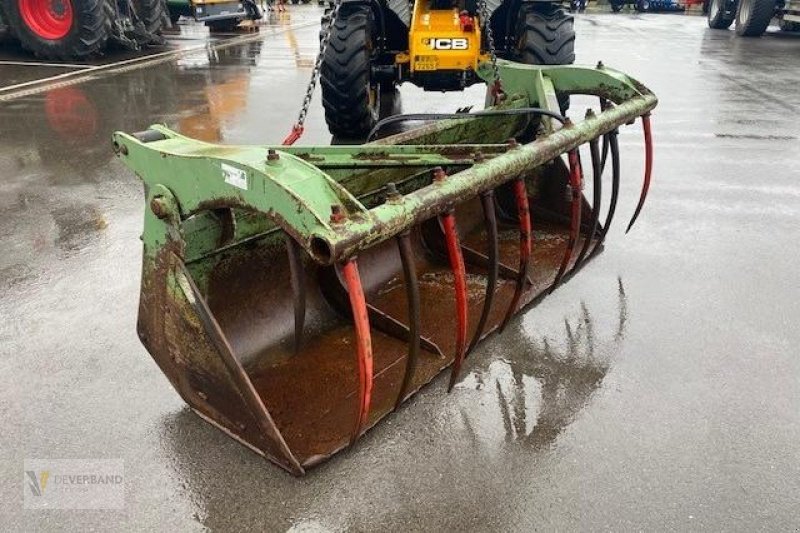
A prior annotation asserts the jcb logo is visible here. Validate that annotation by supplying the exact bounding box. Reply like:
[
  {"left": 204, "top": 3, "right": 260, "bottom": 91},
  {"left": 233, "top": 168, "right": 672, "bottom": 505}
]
[{"left": 426, "top": 38, "right": 469, "bottom": 50}]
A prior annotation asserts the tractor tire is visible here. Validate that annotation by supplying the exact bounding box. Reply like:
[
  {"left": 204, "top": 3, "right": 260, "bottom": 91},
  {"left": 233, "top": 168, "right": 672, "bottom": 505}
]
[
  {"left": 734, "top": 0, "right": 774, "bottom": 35},
  {"left": 611, "top": 1, "right": 624, "bottom": 12},
  {"left": 320, "top": 6, "right": 380, "bottom": 139},
  {"left": 707, "top": 0, "right": 735, "bottom": 27},
  {"left": 0, "top": 0, "right": 111, "bottom": 59},
  {"left": 516, "top": 3, "right": 575, "bottom": 112},
  {"left": 635, "top": 0, "right": 650, "bottom": 11},
  {"left": 516, "top": 4, "right": 575, "bottom": 66},
  {"left": 133, "top": 0, "right": 169, "bottom": 42}
]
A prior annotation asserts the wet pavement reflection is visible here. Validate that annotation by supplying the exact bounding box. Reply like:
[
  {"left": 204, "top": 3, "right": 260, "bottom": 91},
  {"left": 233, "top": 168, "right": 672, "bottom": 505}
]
[{"left": 1, "top": 8, "right": 799, "bottom": 531}]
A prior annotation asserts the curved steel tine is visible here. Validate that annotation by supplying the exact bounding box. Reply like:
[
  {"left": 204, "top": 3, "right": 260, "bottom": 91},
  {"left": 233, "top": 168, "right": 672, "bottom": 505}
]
[
  {"left": 466, "top": 190, "right": 499, "bottom": 355},
  {"left": 394, "top": 231, "right": 421, "bottom": 410},
  {"left": 285, "top": 235, "right": 306, "bottom": 354},
  {"left": 599, "top": 98, "right": 610, "bottom": 175},
  {"left": 550, "top": 149, "right": 583, "bottom": 293},
  {"left": 440, "top": 210, "right": 468, "bottom": 393},
  {"left": 590, "top": 129, "right": 620, "bottom": 258},
  {"left": 341, "top": 259, "right": 374, "bottom": 445},
  {"left": 570, "top": 136, "right": 602, "bottom": 275},
  {"left": 499, "top": 177, "right": 532, "bottom": 332},
  {"left": 626, "top": 113, "right": 653, "bottom": 233}
]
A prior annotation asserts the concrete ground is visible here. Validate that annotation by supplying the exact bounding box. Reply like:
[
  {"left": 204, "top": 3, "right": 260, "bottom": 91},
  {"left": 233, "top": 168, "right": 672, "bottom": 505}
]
[{"left": 1, "top": 7, "right": 799, "bottom": 532}]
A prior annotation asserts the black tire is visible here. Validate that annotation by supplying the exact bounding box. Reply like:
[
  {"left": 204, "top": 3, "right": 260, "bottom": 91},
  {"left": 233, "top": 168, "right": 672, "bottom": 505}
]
[
  {"left": 635, "top": 0, "right": 650, "bottom": 11},
  {"left": 133, "top": 0, "right": 168, "bottom": 41},
  {"left": 734, "top": 0, "right": 774, "bottom": 35},
  {"left": 611, "top": 1, "right": 624, "bottom": 12},
  {"left": 320, "top": 6, "right": 380, "bottom": 139},
  {"left": 516, "top": 4, "right": 575, "bottom": 112},
  {"left": 0, "top": 0, "right": 111, "bottom": 59},
  {"left": 170, "top": 12, "right": 181, "bottom": 24},
  {"left": 207, "top": 18, "right": 241, "bottom": 32},
  {"left": 516, "top": 4, "right": 575, "bottom": 66},
  {"left": 707, "top": 0, "right": 735, "bottom": 27}
]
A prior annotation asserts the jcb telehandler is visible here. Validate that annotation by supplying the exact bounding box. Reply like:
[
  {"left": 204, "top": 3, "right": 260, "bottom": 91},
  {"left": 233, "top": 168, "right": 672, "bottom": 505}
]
[{"left": 320, "top": 0, "right": 576, "bottom": 137}]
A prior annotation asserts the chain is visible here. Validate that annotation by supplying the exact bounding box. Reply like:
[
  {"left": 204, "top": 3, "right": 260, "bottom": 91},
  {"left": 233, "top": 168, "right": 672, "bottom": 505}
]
[
  {"left": 283, "top": 0, "right": 342, "bottom": 144},
  {"left": 478, "top": 0, "right": 503, "bottom": 97}
]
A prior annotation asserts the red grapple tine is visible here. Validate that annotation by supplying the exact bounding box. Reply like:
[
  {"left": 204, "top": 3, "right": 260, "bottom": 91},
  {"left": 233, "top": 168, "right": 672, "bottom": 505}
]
[
  {"left": 466, "top": 190, "right": 499, "bottom": 355},
  {"left": 441, "top": 210, "right": 468, "bottom": 392},
  {"left": 551, "top": 150, "right": 583, "bottom": 293},
  {"left": 626, "top": 113, "right": 653, "bottom": 233},
  {"left": 341, "top": 259, "right": 373, "bottom": 444},
  {"left": 394, "top": 231, "right": 421, "bottom": 410},
  {"left": 499, "top": 177, "right": 532, "bottom": 332}
]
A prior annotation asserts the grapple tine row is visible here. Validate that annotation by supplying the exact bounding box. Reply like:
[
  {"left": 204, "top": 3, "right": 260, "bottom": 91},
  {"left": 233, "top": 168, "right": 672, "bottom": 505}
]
[
  {"left": 466, "top": 190, "right": 499, "bottom": 355},
  {"left": 341, "top": 259, "right": 374, "bottom": 444},
  {"left": 626, "top": 113, "right": 654, "bottom": 233},
  {"left": 499, "top": 177, "right": 532, "bottom": 332},
  {"left": 551, "top": 149, "right": 584, "bottom": 293},
  {"left": 394, "top": 231, "right": 421, "bottom": 410},
  {"left": 441, "top": 208, "right": 469, "bottom": 392}
]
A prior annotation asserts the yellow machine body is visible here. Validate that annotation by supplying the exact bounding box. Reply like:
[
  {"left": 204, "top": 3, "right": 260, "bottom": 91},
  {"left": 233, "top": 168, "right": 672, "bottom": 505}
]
[{"left": 407, "top": 3, "right": 486, "bottom": 74}]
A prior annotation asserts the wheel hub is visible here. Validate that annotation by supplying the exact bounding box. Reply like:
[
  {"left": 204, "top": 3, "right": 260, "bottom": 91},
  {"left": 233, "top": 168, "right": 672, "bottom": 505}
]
[{"left": 18, "top": 0, "right": 74, "bottom": 40}]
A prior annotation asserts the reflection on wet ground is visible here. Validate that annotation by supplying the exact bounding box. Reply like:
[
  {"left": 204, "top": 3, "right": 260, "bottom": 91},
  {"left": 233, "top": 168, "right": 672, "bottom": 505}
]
[
  {"left": 467, "top": 279, "right": 626, "bottom": 450},
  {"left": 1, "top": 9, "right": 800, "bottom": 532}
]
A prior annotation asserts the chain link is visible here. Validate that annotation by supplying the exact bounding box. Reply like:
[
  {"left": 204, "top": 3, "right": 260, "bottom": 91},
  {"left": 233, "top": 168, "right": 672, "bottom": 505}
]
[
  {"left": 478, "top": 0, "right": 502, "bottom": 93},
  {"left": 294, "top": 0, "right": 342, "bottom": 129}
]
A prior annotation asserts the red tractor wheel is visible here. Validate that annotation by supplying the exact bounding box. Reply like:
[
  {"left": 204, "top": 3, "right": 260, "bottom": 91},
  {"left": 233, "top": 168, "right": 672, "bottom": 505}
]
[
  {"left": 0, "top": 0, "right": 111, "bottom": 59},
  {"left": 19, "top": 0, "right": 74, "bottom": 40}
]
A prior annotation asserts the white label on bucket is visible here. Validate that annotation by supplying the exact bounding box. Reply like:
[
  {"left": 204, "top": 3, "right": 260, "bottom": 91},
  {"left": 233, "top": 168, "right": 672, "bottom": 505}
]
[{"left": 222, "top": 163, "right": 248, "bottom": 190}]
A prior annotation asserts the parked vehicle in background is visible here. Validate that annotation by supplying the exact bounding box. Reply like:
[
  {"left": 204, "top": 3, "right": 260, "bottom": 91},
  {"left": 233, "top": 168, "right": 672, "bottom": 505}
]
[
  {"left": 167, "top": 0, "right": 261, "bottom": 32},
  {"left": 609, "top": 0, "right": 685, "bottom": 12},
  {"left": 707, "top": 0, "right": 800, "bottom": 35}
]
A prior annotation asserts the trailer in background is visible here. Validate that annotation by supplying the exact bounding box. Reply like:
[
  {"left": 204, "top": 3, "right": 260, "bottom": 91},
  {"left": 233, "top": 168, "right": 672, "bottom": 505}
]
[{"left": 708, "top": 0, "right": 800, "bottom": 35}]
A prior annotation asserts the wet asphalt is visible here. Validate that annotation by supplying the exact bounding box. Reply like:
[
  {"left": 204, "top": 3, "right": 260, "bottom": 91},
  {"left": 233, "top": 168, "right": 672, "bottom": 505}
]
[{"left": 1, "top": 7, "right": 799, "bottom": 532}]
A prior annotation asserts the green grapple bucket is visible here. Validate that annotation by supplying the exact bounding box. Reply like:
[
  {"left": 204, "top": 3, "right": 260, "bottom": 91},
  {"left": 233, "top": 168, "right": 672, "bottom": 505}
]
[{"left": 114, "top": 61, "right": 656, "bottom": 475}]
